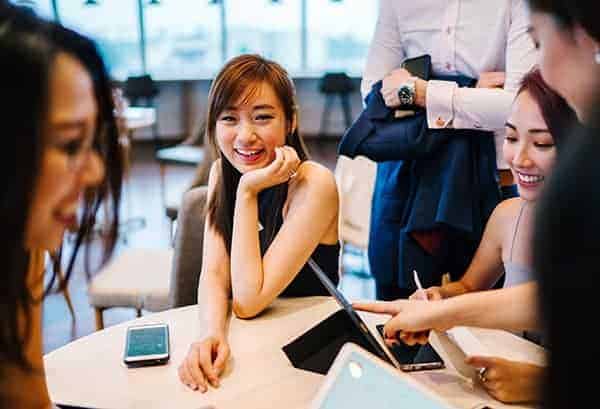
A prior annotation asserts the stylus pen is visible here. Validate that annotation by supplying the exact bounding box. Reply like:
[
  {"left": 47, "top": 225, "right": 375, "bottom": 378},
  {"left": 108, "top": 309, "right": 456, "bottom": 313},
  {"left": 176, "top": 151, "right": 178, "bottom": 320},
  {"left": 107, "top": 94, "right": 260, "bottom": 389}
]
[{"left": 413, "top": 270, "right": 429, "bottom": 302}]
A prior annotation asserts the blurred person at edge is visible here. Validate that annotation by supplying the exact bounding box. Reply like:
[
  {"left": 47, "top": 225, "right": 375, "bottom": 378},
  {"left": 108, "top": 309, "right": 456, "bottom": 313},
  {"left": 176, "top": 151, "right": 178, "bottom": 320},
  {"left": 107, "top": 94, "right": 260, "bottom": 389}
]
[
  {"left": 0, "top": 5, "right": 122, "bottom": 408},
  {"left": 526, "top": 0, "right": 600, "bottom": 408}
]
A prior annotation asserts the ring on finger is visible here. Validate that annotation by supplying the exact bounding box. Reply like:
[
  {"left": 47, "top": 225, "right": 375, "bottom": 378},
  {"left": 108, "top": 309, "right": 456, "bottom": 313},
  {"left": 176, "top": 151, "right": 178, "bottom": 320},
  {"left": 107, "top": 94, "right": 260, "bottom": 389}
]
[{"left": 478, "top": 367, "right": 488, "bottom": 382}]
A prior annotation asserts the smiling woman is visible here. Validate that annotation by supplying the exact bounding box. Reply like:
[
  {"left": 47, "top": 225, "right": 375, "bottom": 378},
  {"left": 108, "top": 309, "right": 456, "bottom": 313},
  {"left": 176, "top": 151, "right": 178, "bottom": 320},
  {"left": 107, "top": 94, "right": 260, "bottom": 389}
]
[
  {"left": 502, "top": 69, "right": 576, "bottom": 202},
  {"left": 178, "top": 54, "right": 340, "bottom": 393},
  {"left": 353, "top": 69, "right": 578, "bottom": 404},
  {"left": 0, "top": 5, "right": 122, "bottom": 407},
  {"left": 26, "top": 52, "right": 106, "bottom": 251}
]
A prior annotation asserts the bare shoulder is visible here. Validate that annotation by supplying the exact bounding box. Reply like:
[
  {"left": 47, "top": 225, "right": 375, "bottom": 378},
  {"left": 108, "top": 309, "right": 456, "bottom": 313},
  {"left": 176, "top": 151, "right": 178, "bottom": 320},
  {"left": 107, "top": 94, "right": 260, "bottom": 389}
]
[
  {"left": 286, "top": 161, "right": 339, "bottom": 215},
  {"left": 292, "top": 160, "right": 338, "bottom": 197},
  {"left": 486, "top": 197, "right": 525, "bottom": 237},
  {"left": 491, "top": 197, "right": 524, "bottom": 222}
]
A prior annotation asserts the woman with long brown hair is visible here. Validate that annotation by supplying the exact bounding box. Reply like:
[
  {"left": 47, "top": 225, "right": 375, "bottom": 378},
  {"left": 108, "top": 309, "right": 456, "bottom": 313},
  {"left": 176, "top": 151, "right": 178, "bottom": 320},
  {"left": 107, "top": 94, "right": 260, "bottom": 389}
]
[
  {"left": 0, "top": 5, "right": 122, "bottom": 407},
  {"left": 178, "top": 54, "right": 340, "bottom": 392}
]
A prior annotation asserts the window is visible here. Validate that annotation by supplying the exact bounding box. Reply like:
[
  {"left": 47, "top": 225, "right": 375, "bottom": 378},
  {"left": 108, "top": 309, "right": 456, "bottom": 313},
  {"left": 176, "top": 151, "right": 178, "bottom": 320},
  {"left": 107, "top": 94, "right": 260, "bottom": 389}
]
[
  {"left": 225, "top": 0, "right": 302, "bottom": 73},
  {"left": 10, "top": 0, "right": 55, "bottom": 20},
  {"left": 57, "top": 0, "right": 143, "bottom": 80},
  {"left": 306, "top": 0, "right": 378, "bottom": 75},
  {"left": 144, "top": 0, "right": 222, "bottom": 80},
  {"left": 34, "top": 0, "right": 379, "bottom": 80}
]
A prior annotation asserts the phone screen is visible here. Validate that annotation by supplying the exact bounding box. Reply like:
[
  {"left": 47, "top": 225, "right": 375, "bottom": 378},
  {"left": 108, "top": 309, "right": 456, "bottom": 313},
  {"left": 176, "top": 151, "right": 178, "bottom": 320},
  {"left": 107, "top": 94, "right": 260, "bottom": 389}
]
[
  {"left": 126, "top": 326, "right": 168, "bottom": 357},
  {"left": 401, "top": 55, "right": 431, "bottom": 80},
  {"left": 376, "top": 325, "right": 444, "bottom": 371}
]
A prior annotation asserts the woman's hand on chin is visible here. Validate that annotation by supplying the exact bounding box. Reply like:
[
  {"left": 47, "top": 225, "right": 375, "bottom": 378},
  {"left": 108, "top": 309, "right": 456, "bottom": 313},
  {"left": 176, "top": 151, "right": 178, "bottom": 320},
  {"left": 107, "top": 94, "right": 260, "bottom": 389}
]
[{"left": 238, "top": 146, "right": 300, "bottom": 196}]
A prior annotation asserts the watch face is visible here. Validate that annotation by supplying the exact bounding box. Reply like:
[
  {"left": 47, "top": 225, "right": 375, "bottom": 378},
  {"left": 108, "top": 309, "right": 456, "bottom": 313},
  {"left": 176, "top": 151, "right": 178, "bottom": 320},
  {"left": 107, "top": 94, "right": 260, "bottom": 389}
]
[{"left": 398, "top": 85, "right": 413, "bottom": 105}]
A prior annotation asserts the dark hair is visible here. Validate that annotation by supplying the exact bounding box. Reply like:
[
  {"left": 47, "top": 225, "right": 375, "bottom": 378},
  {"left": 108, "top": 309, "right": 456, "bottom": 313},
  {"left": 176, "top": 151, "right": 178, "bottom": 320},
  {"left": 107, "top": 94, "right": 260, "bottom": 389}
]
[
  {"left": 515, "top": 68, "right": 578, "bottom": 150},
  {"left": 205, "top": 54, "right": 308, "bottom": 254},
  {"left": 527, "top": 0, "right": 600, "bottom": 41},
  {"left": 533, "top": 109, "right": 598, "bottom": 408},
  {"left": 0, "top": 5, "right": 122, "bottom": 369}
]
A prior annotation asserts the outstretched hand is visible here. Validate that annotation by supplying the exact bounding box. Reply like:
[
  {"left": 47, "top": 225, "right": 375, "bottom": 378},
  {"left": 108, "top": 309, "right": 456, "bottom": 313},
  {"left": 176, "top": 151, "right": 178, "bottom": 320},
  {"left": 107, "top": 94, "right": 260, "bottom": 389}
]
[{"left": 353, "top": 298, "right": 451, "bottom": 345}]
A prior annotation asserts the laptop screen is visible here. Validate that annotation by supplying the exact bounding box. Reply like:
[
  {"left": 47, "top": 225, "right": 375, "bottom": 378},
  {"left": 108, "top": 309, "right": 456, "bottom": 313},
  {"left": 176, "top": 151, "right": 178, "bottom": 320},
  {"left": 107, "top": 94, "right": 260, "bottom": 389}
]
[
  {"left": 307, "top": 259, "right": 394, "bottom": 364},
  {"left": 317, "top": 349, "right": 453, "bottom": 409}
]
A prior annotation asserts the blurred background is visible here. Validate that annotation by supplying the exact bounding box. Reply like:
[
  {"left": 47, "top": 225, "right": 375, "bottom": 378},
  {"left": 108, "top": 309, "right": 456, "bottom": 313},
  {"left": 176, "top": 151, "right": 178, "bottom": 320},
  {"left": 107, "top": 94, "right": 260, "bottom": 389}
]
[{"left": 10, "top": 0, "right": 379, "bottom": 353}]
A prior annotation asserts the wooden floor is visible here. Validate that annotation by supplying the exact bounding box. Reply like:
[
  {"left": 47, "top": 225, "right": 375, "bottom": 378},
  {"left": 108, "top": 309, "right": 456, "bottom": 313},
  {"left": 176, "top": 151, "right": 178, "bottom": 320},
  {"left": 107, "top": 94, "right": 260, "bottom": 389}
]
[{"left": 42, "top": 139, "right": 375, "bottom": 354}]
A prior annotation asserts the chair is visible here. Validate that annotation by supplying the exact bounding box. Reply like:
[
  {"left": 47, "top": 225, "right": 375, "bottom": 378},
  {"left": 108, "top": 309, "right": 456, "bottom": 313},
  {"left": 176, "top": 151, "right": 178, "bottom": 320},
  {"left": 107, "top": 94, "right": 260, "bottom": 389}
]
[
  {"left": 334, "top": 155, "right": 377, "bottom": 250},
  {"left": 123, "top": 74, "right": 160, "bottom": 148},
  {"left": 87, "top": 186, "right": 208, "bottom": 330},
  {"left": 318, "top": 72, "right": 356, "bottom": 138},
  {"left": 155, "top": 126, "right": 209, "bottom": 241},
  {"left": 334, "top": 155, "right": 377, "bottom": 275},
  {"left": 88, "top": 248, "right": 174, "bottom": 330},
  {"left": 156, "top": 145, "right": 205, "bottom": 209},
  {"left": 169, "top": 186, "right": 208, "bottom": 307}
]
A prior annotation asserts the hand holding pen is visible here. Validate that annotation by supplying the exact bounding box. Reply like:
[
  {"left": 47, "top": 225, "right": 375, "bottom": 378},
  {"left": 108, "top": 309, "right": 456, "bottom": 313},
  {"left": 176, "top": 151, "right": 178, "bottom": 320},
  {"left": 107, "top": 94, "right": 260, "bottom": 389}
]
[{"left": 409, "top": 270, "right": 445, "bottom": 302}]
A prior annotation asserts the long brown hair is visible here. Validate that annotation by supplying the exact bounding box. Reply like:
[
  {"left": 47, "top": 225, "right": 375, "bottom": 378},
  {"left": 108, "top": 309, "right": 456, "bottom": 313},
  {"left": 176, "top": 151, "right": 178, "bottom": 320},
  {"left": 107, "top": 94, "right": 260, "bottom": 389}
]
[
  {"left": 205, "top": 54, "right": 308, "bottom": 254},
  {"left": 0, "top": 6, "right": 122, "bottom": 369}
]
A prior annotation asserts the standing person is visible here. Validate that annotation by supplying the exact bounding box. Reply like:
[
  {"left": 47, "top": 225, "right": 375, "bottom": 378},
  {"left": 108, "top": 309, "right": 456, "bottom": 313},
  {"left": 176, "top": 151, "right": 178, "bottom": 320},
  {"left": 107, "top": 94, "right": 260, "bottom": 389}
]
[
  {"left": 0, "top": 5, "right": 122, "bottom": 408},
  {"left": 178, "top": 55, "right": 339, "bottom": 393},
  {"left": 524, "top": 1, "right": 600, "bottom": 407},
  {"left": 362, "top": 0, "right": 538, "bottom": 300}
]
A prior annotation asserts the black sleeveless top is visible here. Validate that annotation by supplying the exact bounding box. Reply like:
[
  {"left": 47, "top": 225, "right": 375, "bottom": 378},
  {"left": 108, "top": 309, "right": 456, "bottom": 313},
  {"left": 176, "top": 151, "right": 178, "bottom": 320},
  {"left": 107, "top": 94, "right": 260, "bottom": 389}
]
[{"left": 257, "top": 186, "right": 340, "bottom": 297}]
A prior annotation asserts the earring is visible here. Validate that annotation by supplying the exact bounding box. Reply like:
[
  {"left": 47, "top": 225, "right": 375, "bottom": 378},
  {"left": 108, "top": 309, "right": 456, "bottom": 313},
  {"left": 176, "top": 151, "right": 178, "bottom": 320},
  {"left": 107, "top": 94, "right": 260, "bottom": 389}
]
[{"left": 595, "top": 49, "right": 600, "bottom": 64}]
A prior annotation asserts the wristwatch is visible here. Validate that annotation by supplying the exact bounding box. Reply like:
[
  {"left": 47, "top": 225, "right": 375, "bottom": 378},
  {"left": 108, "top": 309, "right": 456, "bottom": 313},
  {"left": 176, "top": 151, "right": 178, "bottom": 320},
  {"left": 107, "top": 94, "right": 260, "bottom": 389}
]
[{"left": 397, "top": 77, "right": 417, "bottom": 106}]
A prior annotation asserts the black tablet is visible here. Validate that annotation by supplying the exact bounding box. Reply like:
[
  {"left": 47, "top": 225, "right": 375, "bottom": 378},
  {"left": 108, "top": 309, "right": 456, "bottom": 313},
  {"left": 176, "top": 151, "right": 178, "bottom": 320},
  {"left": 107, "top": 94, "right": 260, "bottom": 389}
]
[{"left": 308, "top": 259, "right": 444, "bottom": 371}]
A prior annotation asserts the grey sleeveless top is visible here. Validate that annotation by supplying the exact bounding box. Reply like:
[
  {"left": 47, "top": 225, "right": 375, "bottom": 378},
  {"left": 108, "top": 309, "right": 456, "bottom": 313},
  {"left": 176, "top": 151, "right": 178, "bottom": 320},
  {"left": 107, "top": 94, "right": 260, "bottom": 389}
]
[{"left": 503, "top": 201, "right": 535, "bottom": 288}]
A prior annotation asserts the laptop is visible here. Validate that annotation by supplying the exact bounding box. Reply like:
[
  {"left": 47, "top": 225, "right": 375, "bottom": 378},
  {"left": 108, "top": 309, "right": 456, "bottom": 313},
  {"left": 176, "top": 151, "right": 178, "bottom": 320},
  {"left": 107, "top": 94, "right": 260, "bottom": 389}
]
[
  {"left": 310, "top": 343, "right": 457, "bottom": 409},
  {"left": 306, "top": 258, "right": 444, "bottom": 371}
]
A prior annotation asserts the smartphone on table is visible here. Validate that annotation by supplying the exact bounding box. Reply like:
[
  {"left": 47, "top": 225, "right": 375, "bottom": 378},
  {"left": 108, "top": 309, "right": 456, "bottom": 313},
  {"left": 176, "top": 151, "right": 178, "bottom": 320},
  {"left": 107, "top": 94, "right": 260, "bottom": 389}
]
[{"left": 123, "top": 323, "right": 170, "bottom": 368}]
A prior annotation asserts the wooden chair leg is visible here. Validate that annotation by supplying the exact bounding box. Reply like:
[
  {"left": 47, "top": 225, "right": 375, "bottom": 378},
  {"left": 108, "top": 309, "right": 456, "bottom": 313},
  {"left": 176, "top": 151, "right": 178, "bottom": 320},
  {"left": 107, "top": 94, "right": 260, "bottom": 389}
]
[
  {"left": 95, "top": 308, "right": 105, "bottom": 331},
  {"left": 159, "top": 163, "right": 167, "bottom": 209},
  {"left": 62, "top": 285, "right": 76, "bottom": 323},
  {"left": 56, "top": 267, "right": 76, "bottom": 323},
  {"left": 136, "top": 308, "right": 142, "bottom": 318}
]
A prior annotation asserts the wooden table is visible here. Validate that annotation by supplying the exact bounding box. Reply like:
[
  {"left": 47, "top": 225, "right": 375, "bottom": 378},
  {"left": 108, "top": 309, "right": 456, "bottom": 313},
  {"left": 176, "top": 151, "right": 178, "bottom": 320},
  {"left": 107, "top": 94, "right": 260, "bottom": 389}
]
[{"left": 45, "top": 297, "right": 538, "bottom": 409}]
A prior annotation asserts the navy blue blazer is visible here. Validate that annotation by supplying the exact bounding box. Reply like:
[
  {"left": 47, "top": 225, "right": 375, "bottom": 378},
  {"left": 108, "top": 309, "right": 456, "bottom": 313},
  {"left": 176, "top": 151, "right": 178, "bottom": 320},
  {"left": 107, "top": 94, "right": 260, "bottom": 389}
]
[{"left": 338, "top": 77, "right": 501, "bottom": 291}]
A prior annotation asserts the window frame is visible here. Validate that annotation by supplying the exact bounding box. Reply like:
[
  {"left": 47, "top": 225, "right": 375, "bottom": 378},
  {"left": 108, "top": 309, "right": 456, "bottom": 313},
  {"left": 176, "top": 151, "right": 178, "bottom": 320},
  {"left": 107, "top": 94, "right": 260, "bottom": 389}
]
[{"left": 37, "top": 0, "right": 377, "bottom": 80}]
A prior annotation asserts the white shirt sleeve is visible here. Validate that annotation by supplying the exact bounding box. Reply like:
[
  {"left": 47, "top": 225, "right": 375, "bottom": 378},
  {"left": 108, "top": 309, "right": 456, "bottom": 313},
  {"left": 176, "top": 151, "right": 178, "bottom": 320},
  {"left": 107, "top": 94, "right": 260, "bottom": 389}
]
[
  {"left": 360, "top": 0, "right": 406, "bottom": 100},
  {"left": 426, "top": 0, "right": 538, "bottom": 131}
]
